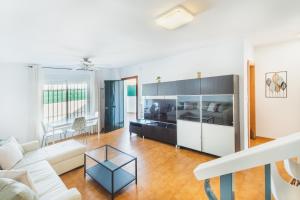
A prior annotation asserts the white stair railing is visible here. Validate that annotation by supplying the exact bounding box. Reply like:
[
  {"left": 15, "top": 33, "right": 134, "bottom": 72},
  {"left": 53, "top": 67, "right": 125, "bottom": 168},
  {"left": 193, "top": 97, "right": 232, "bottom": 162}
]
[
  {"left": 270, "top": 163, "right": 300, "bottom": 200},
  {"left": 193, "top": 132, "right": 300, "bottom": 200},
  {"left": 284, "top": 158, "right": 300, "bottom": 182}
]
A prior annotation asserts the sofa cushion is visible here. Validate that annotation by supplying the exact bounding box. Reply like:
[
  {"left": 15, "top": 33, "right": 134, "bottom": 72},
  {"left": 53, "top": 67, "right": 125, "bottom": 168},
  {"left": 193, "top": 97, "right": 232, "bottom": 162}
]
[
  {"left": 0, "top": 169, "right": 36, "bottom": 192},
  {"left": 21, "top": 141, "right": 40, "bottom": 154},
  {"left": 0, "top": 178, "right": 38, "bottom": 200},
  {"left": 43, "top": 140, "right": 86, "bottom": 165},
  {"left": 13, "top": 149, "right": 46, "bottom": 170},
  {"left": 19, "top": 161, "right": 67, "bottom": 200},
  {"left": 0, "top": 140, "right": 24, "bottom": 169}
]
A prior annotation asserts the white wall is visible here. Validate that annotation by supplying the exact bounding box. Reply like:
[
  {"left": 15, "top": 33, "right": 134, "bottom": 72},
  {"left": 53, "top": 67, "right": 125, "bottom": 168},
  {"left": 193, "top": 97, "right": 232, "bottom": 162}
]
[
  {"left": 0, "top": 64, "right": 34, "bottom": 142},
  {"left": 127, "top": 97, "right": 136, "bottom": 113},
  {"left": 255, "top": 40, "right": 300, "bottom": 138},
  {"left": 118, "top": 39, "right": 247, "bottom": 149}
]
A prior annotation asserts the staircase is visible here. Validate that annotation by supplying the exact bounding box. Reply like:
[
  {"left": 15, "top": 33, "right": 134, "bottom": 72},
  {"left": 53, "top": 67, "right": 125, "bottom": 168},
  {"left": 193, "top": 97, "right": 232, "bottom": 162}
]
[{"left": 193, "top": 132, "right": 300, "bottom": 200}]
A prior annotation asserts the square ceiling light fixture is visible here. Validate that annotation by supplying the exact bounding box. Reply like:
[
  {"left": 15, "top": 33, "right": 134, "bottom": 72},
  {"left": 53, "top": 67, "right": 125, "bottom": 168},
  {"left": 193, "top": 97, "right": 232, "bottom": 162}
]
[{"left": 155, "top": 6, "right": 194, "bottom": 30}]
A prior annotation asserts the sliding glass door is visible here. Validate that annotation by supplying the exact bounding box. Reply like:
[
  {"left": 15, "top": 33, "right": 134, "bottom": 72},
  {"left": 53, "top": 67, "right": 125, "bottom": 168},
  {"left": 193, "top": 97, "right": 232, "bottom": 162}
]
[
  {"left": 43, "top": 82, "right": 89, "bottom": 123},
  {"left": 104, "top": 80, "right": 124, "bottom": 132}
]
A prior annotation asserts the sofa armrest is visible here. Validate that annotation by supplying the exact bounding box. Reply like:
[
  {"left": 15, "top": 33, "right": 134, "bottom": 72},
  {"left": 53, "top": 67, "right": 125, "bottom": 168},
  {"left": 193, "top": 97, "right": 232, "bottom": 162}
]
[
  {"left": 51, "top": 188, "right": 81, "bottom": 200},
  {"left": 21, "top": 141, "right": 40, "bottom": 153}
]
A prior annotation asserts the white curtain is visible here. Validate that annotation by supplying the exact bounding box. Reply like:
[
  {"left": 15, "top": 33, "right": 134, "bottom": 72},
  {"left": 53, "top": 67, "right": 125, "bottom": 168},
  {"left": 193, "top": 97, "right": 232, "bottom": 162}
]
[
  {"left": 28, "top": 65, "right": 44, "bottom": 141},
  {"left": 89, "top": 71, "right": 101, "bottom": 130}
]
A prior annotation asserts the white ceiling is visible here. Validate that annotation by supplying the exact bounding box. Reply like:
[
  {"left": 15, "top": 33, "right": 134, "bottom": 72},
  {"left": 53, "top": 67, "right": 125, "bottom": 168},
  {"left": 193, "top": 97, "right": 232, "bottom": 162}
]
[{"left": 0, "top": 0, "right": 300, "bottom": 68}]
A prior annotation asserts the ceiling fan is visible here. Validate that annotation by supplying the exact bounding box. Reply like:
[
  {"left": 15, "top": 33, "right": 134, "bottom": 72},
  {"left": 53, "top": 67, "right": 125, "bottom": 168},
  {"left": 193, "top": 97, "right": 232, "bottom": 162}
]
[
  {"left": 72, "top": 57, "right": 101, "bottom": 71},
  {"left": 41, "top": 56, "right": 112, "bottom": 71}
]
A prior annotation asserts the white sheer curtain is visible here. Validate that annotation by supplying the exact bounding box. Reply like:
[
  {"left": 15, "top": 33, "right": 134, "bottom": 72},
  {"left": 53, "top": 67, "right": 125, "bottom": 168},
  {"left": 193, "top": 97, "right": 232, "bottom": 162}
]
[
  {"left": 28, "top": 65, "right": 44, "bottom": 141},
  {"left": 89, "top": 71, "right": 101, "bottom": 131}
]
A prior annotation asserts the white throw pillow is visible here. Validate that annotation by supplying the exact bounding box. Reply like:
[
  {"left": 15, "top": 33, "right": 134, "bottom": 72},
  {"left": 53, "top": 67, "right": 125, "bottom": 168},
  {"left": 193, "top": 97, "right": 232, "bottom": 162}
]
[
  {"left": 0, "top": 169, "right": 36, "bottom": 192},
  {"left": 9, "top": 137, "right": 25, "bottom": 154},
  {"left": 0, "top": 137, "right": 24, "bottom": 154},
  {"left": 0, "top": 178, "right": 38, "bottom": 200},
  {"left": 0, "top": 140, "right": 23, "bottom": 169}
]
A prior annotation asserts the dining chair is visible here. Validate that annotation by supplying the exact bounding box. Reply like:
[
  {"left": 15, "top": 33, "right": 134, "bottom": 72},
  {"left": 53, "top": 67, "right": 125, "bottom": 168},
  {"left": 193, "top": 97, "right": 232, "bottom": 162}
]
[
  {"left": 66, "top": 117, "right": 87, "bottom": 143},
  {"left": 41, "top": 122, "right": 66, "bottom": 146},
  {"left": 86, "top": 112, "right": 99, "bottom": 135}
]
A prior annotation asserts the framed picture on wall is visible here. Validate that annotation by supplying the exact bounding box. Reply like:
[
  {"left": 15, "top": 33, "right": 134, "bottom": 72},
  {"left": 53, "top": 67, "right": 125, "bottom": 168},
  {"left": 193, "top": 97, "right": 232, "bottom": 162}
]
[{"left": 265, "top": 71, "right": 287, "bottom": 98}]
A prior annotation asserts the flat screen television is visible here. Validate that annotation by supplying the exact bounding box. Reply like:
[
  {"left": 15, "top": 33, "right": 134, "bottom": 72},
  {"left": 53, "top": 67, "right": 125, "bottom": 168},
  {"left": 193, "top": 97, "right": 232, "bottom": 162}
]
[{"left": 144, "top": 99, "right": 176, "bottom": 124}]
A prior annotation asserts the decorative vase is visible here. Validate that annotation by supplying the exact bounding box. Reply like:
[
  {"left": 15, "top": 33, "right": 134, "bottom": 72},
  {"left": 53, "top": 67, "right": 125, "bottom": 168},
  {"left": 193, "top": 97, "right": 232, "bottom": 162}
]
[
  {"left": 197, "top": 72, "right": 202, "bottom": 79},
  {"left": 156, "top": 76, "right": 161, "bottom": 83}
]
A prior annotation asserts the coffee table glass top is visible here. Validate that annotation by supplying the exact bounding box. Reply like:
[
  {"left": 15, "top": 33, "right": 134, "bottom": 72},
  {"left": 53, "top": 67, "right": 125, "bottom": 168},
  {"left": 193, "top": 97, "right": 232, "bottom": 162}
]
[{"left": 85, "top": 145, "right": 136, "bottom": 170}]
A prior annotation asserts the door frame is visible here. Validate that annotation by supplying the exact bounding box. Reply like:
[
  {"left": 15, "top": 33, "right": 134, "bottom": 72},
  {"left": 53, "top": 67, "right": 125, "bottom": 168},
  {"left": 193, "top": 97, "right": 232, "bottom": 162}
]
[
  {"left": 247, "top": 60, "right": 256, "bottom": 147},
  {"left": 121, "top": 76, "right": 139, "bottom": 120}
]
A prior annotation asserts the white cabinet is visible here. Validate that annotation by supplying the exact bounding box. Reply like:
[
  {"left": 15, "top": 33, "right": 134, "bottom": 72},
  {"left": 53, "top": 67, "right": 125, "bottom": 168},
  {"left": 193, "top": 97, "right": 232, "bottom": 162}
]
[
  {"left": 177, "top": 121, "right": 235, "bottom": 156},
  {"left": 202, "top": 123, "right": 235, "bottom": 156},
  {"left": 177, "top": 120, "right": 202, "bottom": 151}
]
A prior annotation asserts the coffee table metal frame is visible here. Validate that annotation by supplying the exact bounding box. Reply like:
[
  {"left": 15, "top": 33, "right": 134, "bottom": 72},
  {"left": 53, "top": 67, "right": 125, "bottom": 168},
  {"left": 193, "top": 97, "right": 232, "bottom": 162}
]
[{"left": 84, "top": 145, "right": 137, "bottom": 199}]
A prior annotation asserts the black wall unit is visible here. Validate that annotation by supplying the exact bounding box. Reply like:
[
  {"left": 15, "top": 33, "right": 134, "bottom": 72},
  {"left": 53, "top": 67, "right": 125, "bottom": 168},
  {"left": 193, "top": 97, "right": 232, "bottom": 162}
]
[
  {"left": 142, "top": 83, "right": 158, "bottom": 96},
  {"left": 142, "top": 75, "right": 236, "bottom": 96},
  {"left": 139, "top": 74, "right": 240, "bottom": 153},
  {"left": 176, "top": 79, "right": 201, "bottom": 95},
  {"left": 201, "top": 75, "right": 234, "bottom": 95},
  {"left": 158, "top": 81, "right": 177, "bottom": 96}
]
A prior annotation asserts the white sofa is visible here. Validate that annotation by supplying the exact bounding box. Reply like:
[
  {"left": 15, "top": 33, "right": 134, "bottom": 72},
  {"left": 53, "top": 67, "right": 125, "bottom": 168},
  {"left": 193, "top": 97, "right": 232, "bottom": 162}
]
[{"left": 13, "top": 139, "right": 86, "bottom": 200}]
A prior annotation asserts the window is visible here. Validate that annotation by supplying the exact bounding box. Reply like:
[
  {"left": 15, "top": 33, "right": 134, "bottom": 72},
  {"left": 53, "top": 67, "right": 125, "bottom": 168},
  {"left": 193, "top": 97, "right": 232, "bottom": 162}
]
[{"left": 43, "top": 82, "right": 89, "bottom": 123}]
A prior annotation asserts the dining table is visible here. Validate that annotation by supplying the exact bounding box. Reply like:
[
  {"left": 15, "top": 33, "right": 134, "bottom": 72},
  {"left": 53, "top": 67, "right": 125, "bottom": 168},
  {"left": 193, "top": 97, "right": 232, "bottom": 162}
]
[{"left": 46, "top": 114, "right": 100, "bottom": 144}]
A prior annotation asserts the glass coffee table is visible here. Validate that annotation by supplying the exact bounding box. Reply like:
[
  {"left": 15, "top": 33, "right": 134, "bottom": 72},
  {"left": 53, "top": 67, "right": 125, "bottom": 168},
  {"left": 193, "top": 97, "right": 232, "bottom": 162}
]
[{"left": 84, "top": 145, "right": 137, "bottom": 199}]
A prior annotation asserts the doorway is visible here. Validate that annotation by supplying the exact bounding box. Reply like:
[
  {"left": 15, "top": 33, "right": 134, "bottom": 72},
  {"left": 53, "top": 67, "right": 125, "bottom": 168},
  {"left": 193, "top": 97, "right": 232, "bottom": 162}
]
[
  {"left": 248, "top": 61, "right": 256, "bottom": 146},
  {"left": 122, "top": 76, "right": 138, "bottom": 127}
]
